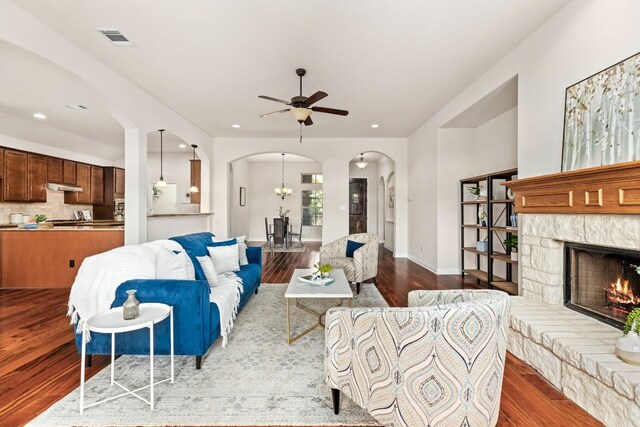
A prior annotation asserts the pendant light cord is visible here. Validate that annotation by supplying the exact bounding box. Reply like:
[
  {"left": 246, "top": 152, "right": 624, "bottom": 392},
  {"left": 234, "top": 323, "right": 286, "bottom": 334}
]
[
  {"left": 159, "top": 129, "right": 165, "bottom": 180},
  {"left": 281, "top": 153, "right": 285, "bottom": 187}
]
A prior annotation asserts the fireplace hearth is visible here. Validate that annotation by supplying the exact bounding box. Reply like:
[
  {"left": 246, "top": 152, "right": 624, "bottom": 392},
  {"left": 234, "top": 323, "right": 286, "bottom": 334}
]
[{"left": 565, "top": 242, "right": 640, "bottom": 329}]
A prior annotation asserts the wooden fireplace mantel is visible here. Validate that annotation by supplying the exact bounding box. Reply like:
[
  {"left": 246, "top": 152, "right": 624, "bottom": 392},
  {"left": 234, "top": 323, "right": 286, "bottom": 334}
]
[{"left": 504, "top": 160, "right": 640, "bottom": 214}]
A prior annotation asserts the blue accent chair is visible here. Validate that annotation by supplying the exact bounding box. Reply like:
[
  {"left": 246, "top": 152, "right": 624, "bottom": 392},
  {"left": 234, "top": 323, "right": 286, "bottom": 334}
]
[{"left": 74, "top": 232, "right": 262, "bottom": 369}]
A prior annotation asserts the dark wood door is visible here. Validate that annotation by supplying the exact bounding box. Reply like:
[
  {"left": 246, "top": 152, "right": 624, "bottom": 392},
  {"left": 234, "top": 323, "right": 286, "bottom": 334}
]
[
  {"left": 28, "top": 154, "right": 47, "bottom": 202},
  {"left": 62, "top": 160, "right": 76, "bottom": 185},
  {"left": 114, "top": 168, "right": 125, "bottom": 198},
  {"left": 47, "top": 157, "right": 63, "bottom": 184},
  {"left": 349, "top": 178, "right": 367, "bottom": 234},
  {"left": 90, "top": 166, "right": 104, "bottom": 205},
  {"left": 4, "top": 150, "right": 28, "bottom": 201}
]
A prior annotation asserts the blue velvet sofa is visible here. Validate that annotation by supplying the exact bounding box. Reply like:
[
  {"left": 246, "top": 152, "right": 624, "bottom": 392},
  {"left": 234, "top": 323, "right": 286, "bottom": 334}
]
[{"left": 74, "top": 232, "right": 262, "bottom": 369}]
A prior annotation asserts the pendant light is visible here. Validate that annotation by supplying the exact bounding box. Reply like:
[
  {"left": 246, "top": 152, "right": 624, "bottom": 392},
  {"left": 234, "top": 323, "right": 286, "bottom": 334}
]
[
  {"left": 274, "top": 153, "right": 292, "bottom": 199},
  {"left": 155, "top": 129, "right": 167, "bottom": 187},
  {"left": 189, "top": 144, "right": 199, "bottom": 193},
  {"left": 356, "top": 153, "right": 368, "bottom": 169}
]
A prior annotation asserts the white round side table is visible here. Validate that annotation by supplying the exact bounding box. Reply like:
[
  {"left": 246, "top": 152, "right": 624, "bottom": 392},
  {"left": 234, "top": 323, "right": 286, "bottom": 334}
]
[{"left": 80, "top": 303, "right": 174, "bottom": 413}]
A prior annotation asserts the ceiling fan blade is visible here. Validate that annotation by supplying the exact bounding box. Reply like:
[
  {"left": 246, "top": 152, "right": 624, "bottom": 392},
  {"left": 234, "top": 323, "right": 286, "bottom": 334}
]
[
  {"left": 304, "top": 91, "right": 328, "bottom": 107},
  {"left": 258, "top": 95, "right": 291, "bottom": 105},
  {"left": 311, "top": 106, "right": 349, "bottom": 116},
  {"left": 304, "top": 116, "right": 313, "bottom": 126},
  {"left": 260, "top": 109, "right": 290, "bottom": 118}
]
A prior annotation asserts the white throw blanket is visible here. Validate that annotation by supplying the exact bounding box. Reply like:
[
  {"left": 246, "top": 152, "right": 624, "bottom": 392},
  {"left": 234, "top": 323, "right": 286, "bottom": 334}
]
[{"left": 210, "top": 272, "right": 244, "bottom": 348}]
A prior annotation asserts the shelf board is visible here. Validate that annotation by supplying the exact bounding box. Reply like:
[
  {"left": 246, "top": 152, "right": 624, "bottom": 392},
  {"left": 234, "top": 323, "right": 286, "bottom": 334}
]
[
  {"left": 462, "top": 200, "right": 488, "bottom": 205},
  {"left": 461, "top": 168, "right": 518, "bottom": 183},
  {"left": 461, "top": 224, "right": 488, "bottom": 229},
  {"left": 490, "top": 199, "right": 515, "bottom": 204},
  {"left": 462, "top": 247, "right": 489, "bottom": 256},
  {"left": 463, "top": 269, "right": 489, "bottom": 282},
  {"left": 492, "top": 253, "right": 518, "bottom": 264},
  {"left": 491, "top": 280, "right": 518, "bottom": 295},
  {"left": 491, "top": 226, "right": 518, "bottom": 233}
]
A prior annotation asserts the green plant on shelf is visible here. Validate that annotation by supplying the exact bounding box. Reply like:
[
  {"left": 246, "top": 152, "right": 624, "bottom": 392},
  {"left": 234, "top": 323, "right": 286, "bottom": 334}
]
[
  {"left": 503, "top": 235, "right": 518, "bottom": 253},
  {"left": 467, "top": 185, "right": 483, "bottom": 196},
  {"left": 34, "top": 214, "right": 47, "bottom": 223}
]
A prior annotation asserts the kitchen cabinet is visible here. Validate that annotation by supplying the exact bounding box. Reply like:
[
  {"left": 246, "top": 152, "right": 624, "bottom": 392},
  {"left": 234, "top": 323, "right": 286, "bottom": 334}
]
[
  {"left": 3, "top": 150, "right": 28, "bottom": 201},
  {"left": 114, "top": 167, "right": 125, "bottom": 198},
  {"left": 190, "top": 159, "right": 201, "bottom": 204},
  {"left": 65, "top": 163, "right": 91, "bottom": 204},
  {"left": 0, "top": 149, "right": 4, "bottom": 179},
  {"left": 94, "top": 167, "right": 125, "bottom": 220},
  {"left": 28, "top": 154, "right": 47, "bottom": 202},
  {"left": 47, "top": 157, "right": 63, "bottom": 184},
  {"left": 90, "top": 166, "right": 104, "bottom": 205},
  {"left": 63, "top": 160, "right": 76, "bottom": 185}
]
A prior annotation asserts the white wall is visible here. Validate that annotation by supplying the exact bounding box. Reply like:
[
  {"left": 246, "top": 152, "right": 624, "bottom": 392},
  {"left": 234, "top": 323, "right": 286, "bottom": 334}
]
[
  {"left": 212, "top": 138, "right": 408, "bottom": 255},
  {"left": 349, "top": 161, "right": 378, "bottom": 236},
  {"left": 229, "top": 158, "right": 251, "bottom": 237},
  {"left": 377, "top": 158, "right": 396, "bottom": 251},
  {"left": 473, "top": 108, "right": 518, "bottom": 175},
  {"left": 408, "top": 1, "right": 640, "bottom": 272},
  {"left": 147, "top": 152, "right": 200, "bottom": 214},
  {"left": 245, "top": 161, "right": 323, "bottom": 242}
]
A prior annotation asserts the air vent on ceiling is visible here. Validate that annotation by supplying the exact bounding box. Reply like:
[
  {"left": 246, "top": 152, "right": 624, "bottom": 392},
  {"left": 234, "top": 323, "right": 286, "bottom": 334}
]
[
  {"left": 95, "top": 28, "right": 134, "bottom": 47},
  {"left": 63, "top": 104, "right": 88, "bottom": 110}
]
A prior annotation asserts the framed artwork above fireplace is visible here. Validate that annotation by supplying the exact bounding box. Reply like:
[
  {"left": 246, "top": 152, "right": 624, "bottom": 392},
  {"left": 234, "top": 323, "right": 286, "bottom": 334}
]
[{"left": 561, "top": 51, "right": 640, "bottom": 172}]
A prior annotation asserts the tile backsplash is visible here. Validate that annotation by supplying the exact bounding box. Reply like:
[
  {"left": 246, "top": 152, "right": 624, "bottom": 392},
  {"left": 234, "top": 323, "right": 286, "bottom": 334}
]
[{"left": 0, "top": 189, "right": 92, "bottom": 223}]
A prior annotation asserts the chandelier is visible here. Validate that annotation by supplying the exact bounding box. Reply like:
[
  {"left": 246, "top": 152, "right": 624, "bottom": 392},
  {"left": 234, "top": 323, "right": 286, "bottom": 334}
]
[
  {"left": 275, "top": 153, "right": 292, "bottom": 199},
  {"left": 356, "top": 153, "right": 368, "bottom": 169}
]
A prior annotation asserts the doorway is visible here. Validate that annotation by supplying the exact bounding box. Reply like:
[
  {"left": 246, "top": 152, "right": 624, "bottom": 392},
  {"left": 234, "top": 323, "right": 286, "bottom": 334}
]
[{"left": 349, "top": 178, "right": 367, "bottom": 234}]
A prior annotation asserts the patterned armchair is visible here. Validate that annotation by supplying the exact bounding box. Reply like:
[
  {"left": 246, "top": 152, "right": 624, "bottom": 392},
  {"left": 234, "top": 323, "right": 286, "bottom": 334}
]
[
  {"left": 325, "top": 290, "right": 510, "bottom": 427},
  {"left": 319, "top": 233, "right": 378, "bottom": 294}
]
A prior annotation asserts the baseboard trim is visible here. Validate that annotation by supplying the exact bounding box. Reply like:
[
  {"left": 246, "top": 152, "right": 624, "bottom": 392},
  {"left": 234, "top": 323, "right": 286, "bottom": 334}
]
[
  {"left": 407, "top": 255, "right": 437, "bottom": 274},
  {"left": 436, "top": 268, "right": 461, "bottom": 275}
]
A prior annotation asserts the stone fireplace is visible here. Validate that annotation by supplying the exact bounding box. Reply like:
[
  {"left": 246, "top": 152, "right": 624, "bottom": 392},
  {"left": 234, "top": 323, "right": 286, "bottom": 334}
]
[{"left": 504, "top": 162, "right": 640, "bottom": 426}]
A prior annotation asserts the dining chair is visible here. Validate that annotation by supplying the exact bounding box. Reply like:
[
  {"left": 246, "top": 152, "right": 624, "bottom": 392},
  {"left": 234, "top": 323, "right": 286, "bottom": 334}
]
[
  {"left": 273, "top": 218, "right": 285, "bottom": 247},
  {"left": 288, "top": 221, "right": 303, "bottom": 248},
  {"left": 264, "top": 217, "right": 274, "bottom": 248}
]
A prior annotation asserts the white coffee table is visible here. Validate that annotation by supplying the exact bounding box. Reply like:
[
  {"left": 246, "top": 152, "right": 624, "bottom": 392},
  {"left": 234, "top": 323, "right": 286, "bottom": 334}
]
[
  {"left": 285, "top": 268, "right": 353, "bottom": 344},
  {"left": 80, "top": 303, "right": 174, "bottom": 413}
]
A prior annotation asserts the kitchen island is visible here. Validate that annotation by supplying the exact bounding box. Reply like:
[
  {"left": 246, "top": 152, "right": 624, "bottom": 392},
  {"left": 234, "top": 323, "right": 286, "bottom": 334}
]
[{"left": 0, "top": 223, "right": 124, "bottom": 288}]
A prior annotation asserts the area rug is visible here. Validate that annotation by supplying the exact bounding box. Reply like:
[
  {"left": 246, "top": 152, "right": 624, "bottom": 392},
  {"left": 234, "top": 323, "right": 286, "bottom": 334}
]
[
  {"left": 28, "top": 284, "right": 385, "bottom": 426},
  {"left": 262, "top": 244, "right": 306, "bottom": 253}
]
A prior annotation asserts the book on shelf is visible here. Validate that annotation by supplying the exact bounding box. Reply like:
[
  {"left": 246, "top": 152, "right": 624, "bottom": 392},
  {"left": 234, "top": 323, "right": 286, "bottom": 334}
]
[{"left": 298, "top": 274, "right": 335, "bottom": 286}]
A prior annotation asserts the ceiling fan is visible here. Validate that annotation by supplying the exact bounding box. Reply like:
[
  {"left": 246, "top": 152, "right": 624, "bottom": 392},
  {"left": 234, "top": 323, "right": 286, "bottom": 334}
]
[{"left": 259, "top": 68, "right": 349, "bottom": 126}]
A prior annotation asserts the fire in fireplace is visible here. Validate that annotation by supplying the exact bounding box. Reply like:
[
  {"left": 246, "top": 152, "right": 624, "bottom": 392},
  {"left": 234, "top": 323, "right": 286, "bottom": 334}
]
[{"left": 565, "top": 243, "right": 640, "bottom": 329}]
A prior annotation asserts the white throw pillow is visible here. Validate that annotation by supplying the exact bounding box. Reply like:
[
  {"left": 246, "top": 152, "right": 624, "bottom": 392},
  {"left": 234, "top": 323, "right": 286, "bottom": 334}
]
[
  {"left": 236, "top": 235, "right": 249, "bottom": 266},
  {"left": 157, "top": 247, "right": 193, "bottom": 280},
  {"left": 208, "top": 244, "right": 240, "bottom": 274},
  {"left": 212, "top": 236, "right": 249, "bottom": 266},
  {"left": 197, "top": 255, "right": 219, "bottom": 286}
]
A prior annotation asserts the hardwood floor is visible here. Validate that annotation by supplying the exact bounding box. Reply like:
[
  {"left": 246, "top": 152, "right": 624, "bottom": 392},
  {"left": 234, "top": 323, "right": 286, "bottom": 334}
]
[{"left": 0, "top": 242, "right": 602, "bottom": 426}]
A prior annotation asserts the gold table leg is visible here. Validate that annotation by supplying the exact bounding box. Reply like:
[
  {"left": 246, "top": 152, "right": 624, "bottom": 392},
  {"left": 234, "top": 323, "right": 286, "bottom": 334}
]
[{"left": 286, "top": 297, "right": 352, "bottom": 345}]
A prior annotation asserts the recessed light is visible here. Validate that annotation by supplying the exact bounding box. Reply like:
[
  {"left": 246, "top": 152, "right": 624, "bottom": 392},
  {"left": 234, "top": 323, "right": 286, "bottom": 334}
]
[
  {"left": 232, "top": 124, "right": 241, "bottom": 129},
  {"left": 370, "top": 124, "right": 379, "bottom": 128},
  {"left": 63, "top": 104, "right": 88, "bottom": 110},
  {"left": 33, "top": 113, "right": 47, "bottom": 119},
  {"left": 179, "top": 144, "right": 187, "bottom": 148}
]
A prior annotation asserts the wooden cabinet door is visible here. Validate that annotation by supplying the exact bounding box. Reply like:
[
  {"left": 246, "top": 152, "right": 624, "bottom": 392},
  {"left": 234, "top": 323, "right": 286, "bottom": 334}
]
[
  {"left": 3, "top": 150, "right": 28, "bottom": 201},
  {"left": 62, "top": 160, "right": 76, "bottom": 185},
  {"left": 190, "top": 160, "right": 201, "bottom": 204},
  {"left": 28, "top": 154, "right": 47, "bottom": 202},
  {"left": 0, "top": 149, "right": 4, "bottom": 179},
  {"left": 47, "top": 157, "right": 63, "bottom": 184},
  {"left": 76, "top": 163, "right": 91, "bottom": 204},
  {"left": 114, "top": 168, "right": 125, "bottom": 198},
  {"left": 90, "top": 166, "right": 104, "bottom": 205}
]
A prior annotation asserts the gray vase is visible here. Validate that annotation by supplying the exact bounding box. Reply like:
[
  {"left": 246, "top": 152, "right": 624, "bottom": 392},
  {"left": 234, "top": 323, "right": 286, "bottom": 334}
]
[{"left": 123, "top": 289, "right": 140, "bottom": 320}]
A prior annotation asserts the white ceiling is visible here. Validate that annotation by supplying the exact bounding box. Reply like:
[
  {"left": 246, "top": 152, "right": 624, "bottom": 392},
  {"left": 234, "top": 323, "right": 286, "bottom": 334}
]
[
  {"left": 0, "top": 40, "right": 123, "bottom": 149},
  {"left": 10, "top": 0, "right": 571, "bottom": 141},
  {"left": 244, "top": 153, "right": 316, "bottom": 163}
]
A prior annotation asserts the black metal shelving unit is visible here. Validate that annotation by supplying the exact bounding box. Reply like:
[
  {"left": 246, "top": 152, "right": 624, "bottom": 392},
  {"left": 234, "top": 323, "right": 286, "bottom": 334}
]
[{"left": 460, "top": 168, "right": 519, "bottom": 295}]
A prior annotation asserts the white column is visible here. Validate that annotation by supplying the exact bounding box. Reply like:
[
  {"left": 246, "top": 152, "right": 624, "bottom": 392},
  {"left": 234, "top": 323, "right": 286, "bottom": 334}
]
[
  {"left": 124, "top": 129, "right": 148, "bottom": 245},
  {"left": 321, "top": 159, "right": 349, "bottom": 245}
]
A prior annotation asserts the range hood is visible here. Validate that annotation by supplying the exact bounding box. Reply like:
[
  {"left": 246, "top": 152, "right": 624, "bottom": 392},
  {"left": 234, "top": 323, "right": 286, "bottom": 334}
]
[{"left": 46, "top": 183, "right": 83, "bottom": 192}]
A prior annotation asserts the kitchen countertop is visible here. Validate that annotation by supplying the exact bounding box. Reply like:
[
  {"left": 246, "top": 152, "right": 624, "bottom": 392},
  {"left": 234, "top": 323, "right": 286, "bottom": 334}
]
[
  {"left": 0, "top": 220, "right": 124, "bottom": 230},
  {"left": 147, "top": 213, "right": 212, "bottom": 218},
  {"left": 3, "top": 226, "right": 124, "bottom": 231}
]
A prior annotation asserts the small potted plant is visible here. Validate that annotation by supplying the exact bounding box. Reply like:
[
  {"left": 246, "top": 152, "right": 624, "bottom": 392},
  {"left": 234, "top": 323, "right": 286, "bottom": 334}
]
[
  {"left": 34, "top": 214, "right": 51, "bottom": 229},
  {"left": 616, "top": 308, "right": 640, "bottom": 365},
  {"left": 503, "top": 235, "right": 518, "bottom": 261},
  {"left": 467, "top": 185, "right": 482, "bottom": 200},
  {"left": 313, "top": 263, "right": 333, "bottom": 278}
]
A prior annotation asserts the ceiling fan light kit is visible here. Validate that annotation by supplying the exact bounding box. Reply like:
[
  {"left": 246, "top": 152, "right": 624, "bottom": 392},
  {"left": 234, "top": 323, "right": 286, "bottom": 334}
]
[{"left": 259, "top": 68, "right": 349, "bottom": 137}]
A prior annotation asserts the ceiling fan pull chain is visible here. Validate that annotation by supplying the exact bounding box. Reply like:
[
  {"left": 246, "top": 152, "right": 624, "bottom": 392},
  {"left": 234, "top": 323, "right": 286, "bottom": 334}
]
[{"left": 299, "top": 123, "right": 303, "bottom": 143}]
